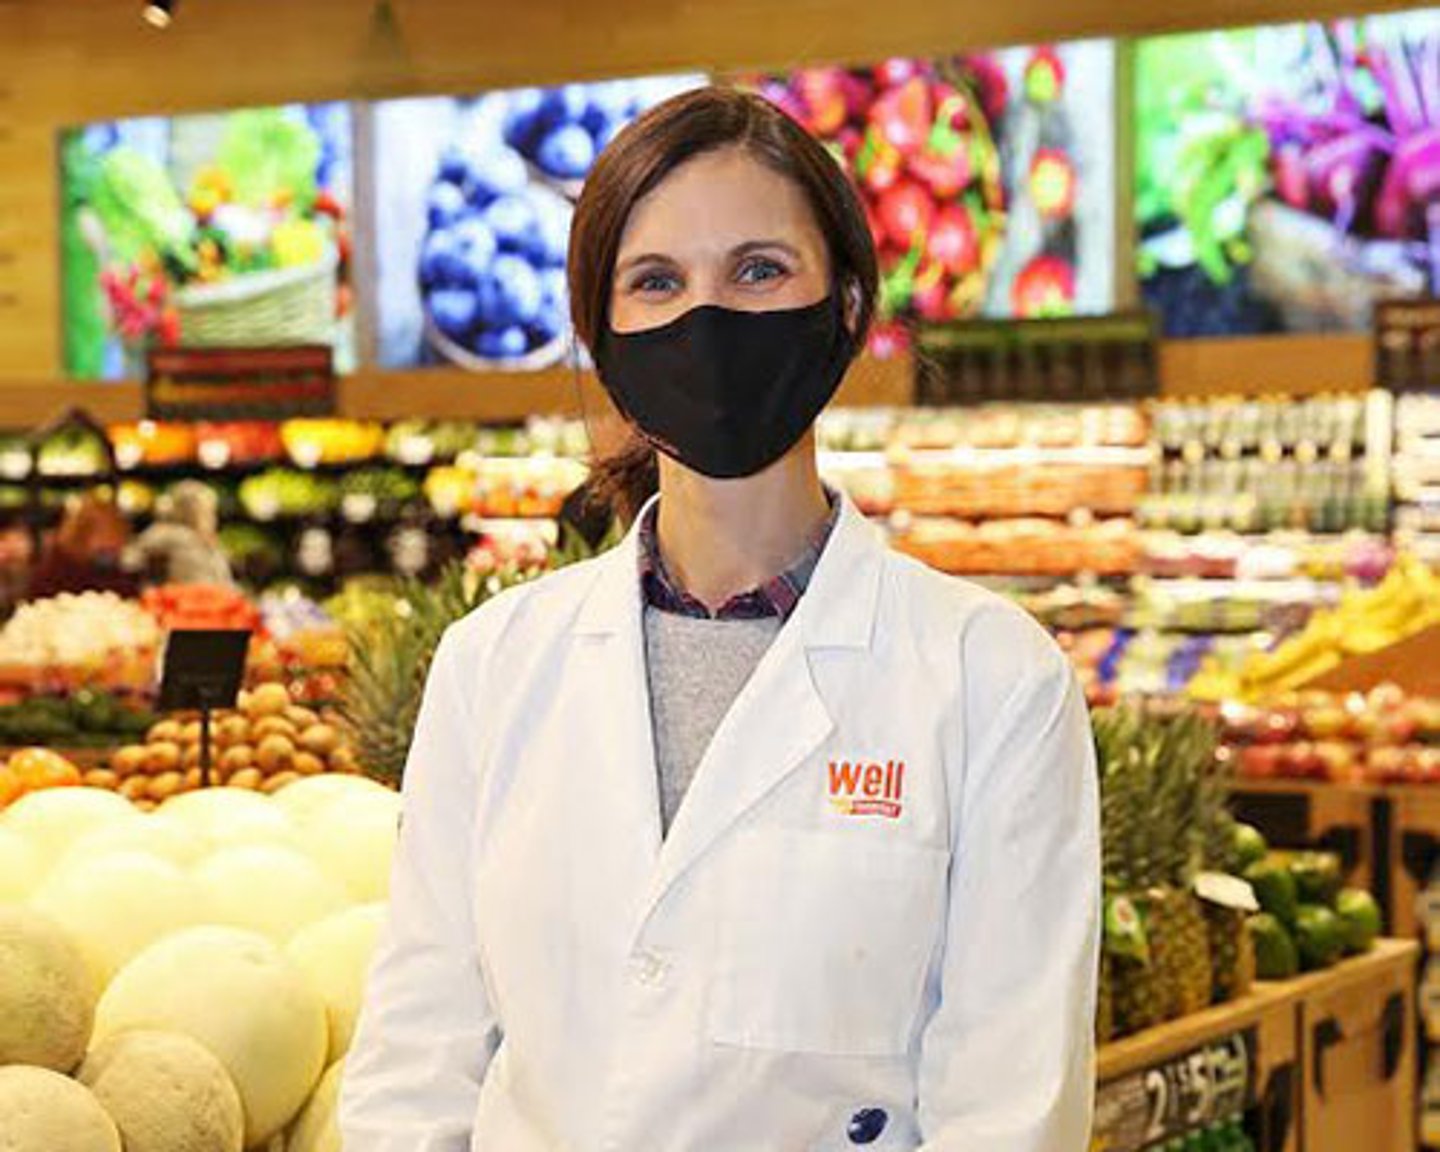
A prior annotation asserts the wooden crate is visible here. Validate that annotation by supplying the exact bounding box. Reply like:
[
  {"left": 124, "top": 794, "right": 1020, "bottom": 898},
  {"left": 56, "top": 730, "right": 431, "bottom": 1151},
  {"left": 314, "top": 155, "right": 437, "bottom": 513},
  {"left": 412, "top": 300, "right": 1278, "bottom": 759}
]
[
  {"left": 1229, "top": 780, "right": 1384, "bottom": 909},
  {"left": 1295, "top": 941, "right": 1420, "bottom": 1152}
]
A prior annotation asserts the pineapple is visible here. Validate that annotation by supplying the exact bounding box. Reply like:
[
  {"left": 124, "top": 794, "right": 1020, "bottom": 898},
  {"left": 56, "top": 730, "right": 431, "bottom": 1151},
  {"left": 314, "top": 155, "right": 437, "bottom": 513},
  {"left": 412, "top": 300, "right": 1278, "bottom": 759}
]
[
  {"left": 1097, "top": 706, "right": 1225, "bottom": 1036},
  {"left": 339, "top": 535, "right": 605, "bottom": 783}
]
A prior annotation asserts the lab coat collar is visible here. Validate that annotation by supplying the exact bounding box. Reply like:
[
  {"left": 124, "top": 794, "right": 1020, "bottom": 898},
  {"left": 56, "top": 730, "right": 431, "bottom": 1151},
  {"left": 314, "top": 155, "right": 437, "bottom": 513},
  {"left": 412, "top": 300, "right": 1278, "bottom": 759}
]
[{"left": 573, "top": 488, "right": 884, "bottom": 650}]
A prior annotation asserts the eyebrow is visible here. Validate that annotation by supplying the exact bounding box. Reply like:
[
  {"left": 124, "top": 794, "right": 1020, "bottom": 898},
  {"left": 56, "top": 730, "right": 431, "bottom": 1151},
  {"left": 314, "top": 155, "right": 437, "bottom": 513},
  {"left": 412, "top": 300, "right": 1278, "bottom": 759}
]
[{"left": 614, "top": 239, "right": 803, "bottom": 277}]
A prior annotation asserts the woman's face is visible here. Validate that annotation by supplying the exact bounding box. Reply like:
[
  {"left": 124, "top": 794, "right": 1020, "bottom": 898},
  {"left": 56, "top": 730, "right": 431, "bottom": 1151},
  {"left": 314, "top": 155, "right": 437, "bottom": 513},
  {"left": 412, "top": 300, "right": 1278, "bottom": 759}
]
[{"left": 609, "top": 146, "right": 832, "bottom": 335}]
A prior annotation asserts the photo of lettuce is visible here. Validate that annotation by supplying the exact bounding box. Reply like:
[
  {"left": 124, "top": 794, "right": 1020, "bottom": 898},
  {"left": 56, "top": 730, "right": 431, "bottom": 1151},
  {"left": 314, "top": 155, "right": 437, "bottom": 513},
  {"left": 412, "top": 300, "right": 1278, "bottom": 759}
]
[{"left": 60, "top": 103, "right": 355, "bottom": 380}]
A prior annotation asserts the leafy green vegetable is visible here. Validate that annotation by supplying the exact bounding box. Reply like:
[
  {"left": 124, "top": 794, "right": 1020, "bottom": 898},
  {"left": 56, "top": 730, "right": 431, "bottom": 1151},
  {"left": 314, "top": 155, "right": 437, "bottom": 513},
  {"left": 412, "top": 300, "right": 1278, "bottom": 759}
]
[
  {"left": 60, "top": 134, "right": 109, "bottom": 379},
  {"left": 216, "top": 110, "right": 320, "bottom": 214},
  {"left": 89, "top": 148, "right": 197, "bottom": 273}
]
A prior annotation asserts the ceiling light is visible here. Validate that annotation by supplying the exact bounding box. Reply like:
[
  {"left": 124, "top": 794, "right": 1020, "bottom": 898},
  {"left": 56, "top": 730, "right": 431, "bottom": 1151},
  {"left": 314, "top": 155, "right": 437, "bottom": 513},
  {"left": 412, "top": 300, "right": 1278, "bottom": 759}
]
[{"left": 142, "top": 0, "right": 175, "bottom": 29}]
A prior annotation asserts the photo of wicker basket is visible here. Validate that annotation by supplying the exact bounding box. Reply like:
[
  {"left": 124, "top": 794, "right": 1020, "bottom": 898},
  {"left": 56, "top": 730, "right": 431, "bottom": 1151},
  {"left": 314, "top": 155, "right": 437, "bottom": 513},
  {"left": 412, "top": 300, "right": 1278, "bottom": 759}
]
[{"left": 174, "top": 246, "right": 339, "bottom": 348}]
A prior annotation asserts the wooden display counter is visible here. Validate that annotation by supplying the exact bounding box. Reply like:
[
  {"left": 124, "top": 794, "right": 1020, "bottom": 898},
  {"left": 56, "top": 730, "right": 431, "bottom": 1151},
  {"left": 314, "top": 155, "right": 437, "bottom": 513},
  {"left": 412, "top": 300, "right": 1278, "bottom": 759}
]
[
  {"left": 1290, "top": 940, "right": 1419, "bottom": 1152},
  {"left": 1096, "top": 981, "right": 1303, "bottom": 1152},
  {"left": 1094, "top": 940, "right": 1418, "bottom": 1152}
]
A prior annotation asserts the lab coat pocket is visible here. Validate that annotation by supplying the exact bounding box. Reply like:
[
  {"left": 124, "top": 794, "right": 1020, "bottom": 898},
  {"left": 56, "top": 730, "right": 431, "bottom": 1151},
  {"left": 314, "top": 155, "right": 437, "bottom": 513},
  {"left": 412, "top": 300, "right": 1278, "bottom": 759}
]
[{"left": 709, "top": 827, "right": 949, "bottom": 1058}]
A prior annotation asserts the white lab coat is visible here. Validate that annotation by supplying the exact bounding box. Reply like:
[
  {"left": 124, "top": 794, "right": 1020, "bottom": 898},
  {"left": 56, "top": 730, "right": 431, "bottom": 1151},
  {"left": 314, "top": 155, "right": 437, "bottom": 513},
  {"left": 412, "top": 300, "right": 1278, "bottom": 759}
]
[{"left": 339, "top": 493, "right": 1100, "bottom": 1152}]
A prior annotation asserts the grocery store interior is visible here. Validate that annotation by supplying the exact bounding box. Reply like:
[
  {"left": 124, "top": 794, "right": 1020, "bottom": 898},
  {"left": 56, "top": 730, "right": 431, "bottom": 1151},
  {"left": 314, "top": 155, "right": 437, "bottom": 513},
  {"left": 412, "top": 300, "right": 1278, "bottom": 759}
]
[{"left": 2, "top": 0, "right": 1440, "bottom": 1148}]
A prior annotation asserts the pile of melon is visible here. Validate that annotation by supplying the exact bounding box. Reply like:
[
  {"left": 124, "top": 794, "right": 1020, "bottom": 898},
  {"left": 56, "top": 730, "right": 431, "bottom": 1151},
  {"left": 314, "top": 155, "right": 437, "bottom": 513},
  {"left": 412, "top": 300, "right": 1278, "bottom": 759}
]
[
  {"left": 105, "top": 682, "right": 361, "bottom": 810},
  {"left": 0, "top": 775, "right": 399, "bottom": 1151}
]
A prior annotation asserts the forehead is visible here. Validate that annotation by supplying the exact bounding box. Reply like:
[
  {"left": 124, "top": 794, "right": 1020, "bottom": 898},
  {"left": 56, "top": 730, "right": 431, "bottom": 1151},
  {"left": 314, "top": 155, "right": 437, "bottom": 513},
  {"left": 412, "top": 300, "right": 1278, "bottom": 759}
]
[{"left": 616, "top": 146, "right": 825, "bottom": 259}]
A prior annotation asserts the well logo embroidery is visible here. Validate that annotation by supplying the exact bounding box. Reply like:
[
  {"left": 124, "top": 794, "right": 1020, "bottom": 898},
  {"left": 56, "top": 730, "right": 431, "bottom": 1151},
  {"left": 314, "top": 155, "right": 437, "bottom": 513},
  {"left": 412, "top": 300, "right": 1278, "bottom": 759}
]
[{"left": 827, "top": 759, "right": 904, "bottom": 819}]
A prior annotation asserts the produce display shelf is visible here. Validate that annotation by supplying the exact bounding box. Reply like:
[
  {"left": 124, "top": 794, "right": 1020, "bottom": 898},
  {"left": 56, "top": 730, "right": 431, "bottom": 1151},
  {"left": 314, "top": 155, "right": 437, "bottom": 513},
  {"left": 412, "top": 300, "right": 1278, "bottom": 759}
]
[
  {"left": 1095, "top": 941, "right": 1418, "bottom": 1152},
  {"left": 818, "top": 445, "right": 1154, "bottom": 469}
]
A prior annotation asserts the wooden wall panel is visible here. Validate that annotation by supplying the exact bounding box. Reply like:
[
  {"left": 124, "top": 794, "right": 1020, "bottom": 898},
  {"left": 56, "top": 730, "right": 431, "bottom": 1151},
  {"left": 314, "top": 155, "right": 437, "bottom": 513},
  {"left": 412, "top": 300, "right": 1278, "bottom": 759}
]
[{"left": 0, "top": 0, "right": 1416, "bottom": 407}]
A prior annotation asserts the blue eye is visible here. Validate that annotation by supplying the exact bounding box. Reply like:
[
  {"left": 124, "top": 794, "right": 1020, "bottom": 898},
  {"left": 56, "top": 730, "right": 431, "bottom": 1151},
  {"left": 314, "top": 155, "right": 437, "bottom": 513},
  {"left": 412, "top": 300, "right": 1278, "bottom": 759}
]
[
  {"left": 632, "top": 270, "right": 680, "bottom": 294},
  {"left": 736, "top": 257, "right": 787, "bottom": 285}
]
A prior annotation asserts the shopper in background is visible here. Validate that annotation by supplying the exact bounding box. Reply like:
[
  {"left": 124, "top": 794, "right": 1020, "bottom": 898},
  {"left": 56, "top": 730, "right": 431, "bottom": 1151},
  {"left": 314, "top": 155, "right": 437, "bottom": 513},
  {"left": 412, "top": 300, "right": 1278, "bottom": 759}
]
[
  {"left": 124, "top": 480, "right": 232, "bottom": 587},
  {"left": 25, "top": 492, "right": 138, "bottom": 600},
  {"left": 342, "top": 86, "right": 1099, "bottom": 1152}
]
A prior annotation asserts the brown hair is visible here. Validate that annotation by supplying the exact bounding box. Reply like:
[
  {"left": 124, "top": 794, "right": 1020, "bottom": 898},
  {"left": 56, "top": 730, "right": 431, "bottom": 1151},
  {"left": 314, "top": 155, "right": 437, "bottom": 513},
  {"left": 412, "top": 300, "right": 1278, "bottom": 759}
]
[{"left": 568, "top": 84, "right": 880, "bottom": 523}]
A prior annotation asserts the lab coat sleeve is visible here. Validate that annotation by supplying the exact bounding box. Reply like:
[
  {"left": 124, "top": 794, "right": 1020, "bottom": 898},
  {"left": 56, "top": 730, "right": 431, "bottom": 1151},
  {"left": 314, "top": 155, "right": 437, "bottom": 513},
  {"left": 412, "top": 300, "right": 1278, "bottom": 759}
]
[
  {"left": 338, "top": 627, "right": 500, "bottom": 1152},
  {"left": 916, "top": 630, "right": 1101, "bottom": 1151}
]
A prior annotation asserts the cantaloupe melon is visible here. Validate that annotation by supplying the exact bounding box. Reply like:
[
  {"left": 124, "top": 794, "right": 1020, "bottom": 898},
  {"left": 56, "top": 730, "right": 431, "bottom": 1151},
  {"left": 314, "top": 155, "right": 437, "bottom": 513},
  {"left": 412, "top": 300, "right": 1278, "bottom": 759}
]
[
  {"left": 270, "top": 774, "right": 393, "bottom": 830},
  {"left": 286, "top": 1059, "right": 344, "bottom": 1152},
  {"left": 0, "top": 824, "right": 42, "bottom": 902},
  {"left": 285, "top": 903, "right": 385, "bottom": 1063},
  {"left": 34, "top": 850, "right": 200, "bottom": 989},
  {"left": 0, "top": 1065, "right": 121, "bottom": 1152},
  {"left": 192, "top": 844, "right": 350, "bottom": 944},
  {"left": 299, "top": 789, "right": 401, "bottom": 902},
  {"left": 158, "top": 787, "right": 296, "bottom": 852},
  {"left": 1, "top": 787, "right": 139, "bottom": 875},
  {"left": 79, "top": 1029, "right": 244, "bottom": 1152},
  {"left": 94, "top": 926, "right": 327, "bottom": 1148},
  {"left": 63, "top": 813, "right": 206, "bottom": 870},
  {"left": 0, "top": 904, "right": 95, "bottom": 1071}
]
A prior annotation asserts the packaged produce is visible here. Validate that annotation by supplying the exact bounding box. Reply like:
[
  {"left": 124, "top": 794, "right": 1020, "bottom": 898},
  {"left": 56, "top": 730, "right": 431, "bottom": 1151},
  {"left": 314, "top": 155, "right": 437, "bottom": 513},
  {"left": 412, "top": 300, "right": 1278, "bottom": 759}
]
[
  {"left": 140, "top": 583, "right": 261, "bottom": 633},
  {"left": 0, "top": 592, "right": 160, "bottom": 691}
]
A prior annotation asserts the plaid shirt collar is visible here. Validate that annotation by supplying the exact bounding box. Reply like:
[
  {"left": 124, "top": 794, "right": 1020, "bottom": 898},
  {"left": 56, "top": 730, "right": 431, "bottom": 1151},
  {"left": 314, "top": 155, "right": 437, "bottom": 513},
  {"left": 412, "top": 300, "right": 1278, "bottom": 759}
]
[{"left": 638, "top": 489, "right": 840, "bottom": 621}]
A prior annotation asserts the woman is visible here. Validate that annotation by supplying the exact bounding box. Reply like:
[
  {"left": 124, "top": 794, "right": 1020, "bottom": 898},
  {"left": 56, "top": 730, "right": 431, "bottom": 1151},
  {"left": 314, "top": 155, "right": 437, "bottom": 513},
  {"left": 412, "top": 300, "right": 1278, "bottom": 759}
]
[
  {"left": 124, "top": 480, "right": 233, "bottom": 587},
  {"left": 341, "top": 87, "right": 1099, "bottom": 1152}
]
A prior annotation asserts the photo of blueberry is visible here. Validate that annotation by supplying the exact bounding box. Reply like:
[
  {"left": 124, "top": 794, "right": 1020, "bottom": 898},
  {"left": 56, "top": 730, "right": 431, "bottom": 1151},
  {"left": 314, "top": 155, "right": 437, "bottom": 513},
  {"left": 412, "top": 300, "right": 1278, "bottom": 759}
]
[
  {"left": 461, "top": 142, "right": 528, "bottom": 207},
  {"left": 483, "top": 193, "right": 539, "bottom": 253},
  {"left": 428, "top": 288, "right": 479, "bottom": 341},
  {"left": 426, "top": 181, "right": 467, "bottom": 230},
  {"left": 537, "top": 123, "right": 596, "bottom": 182},
  {"left": 489, "top": 253, "right": 544, "bottom": 326},
  {"left": 477, "top": 325, "right": 529, "bottom": 358},
  {"left": 847, "top": 1108, "right": 888, "bottom": 1145}
]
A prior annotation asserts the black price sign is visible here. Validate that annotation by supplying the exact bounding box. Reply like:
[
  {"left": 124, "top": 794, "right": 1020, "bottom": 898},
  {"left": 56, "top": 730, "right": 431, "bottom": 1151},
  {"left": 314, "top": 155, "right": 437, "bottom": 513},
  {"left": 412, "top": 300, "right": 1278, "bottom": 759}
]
[
  {"left": 914, "top": 311, "right": 1159, "bottom": 406},
  {"left": 1375, "top": 298, "right": 1440, "bottom": 393},
  {"left": 146, "top": 344, "right": 336, "bottom": 420},
  {"left": 1094, "top": 1028, "right": 1256, "bottom": 1151}
]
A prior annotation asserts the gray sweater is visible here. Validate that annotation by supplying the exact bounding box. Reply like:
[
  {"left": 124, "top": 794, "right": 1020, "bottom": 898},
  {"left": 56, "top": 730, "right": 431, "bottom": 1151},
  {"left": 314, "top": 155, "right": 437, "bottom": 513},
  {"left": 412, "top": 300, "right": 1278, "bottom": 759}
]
[{"left": 642, "top": 608, "right": 782, "bottom": 834}]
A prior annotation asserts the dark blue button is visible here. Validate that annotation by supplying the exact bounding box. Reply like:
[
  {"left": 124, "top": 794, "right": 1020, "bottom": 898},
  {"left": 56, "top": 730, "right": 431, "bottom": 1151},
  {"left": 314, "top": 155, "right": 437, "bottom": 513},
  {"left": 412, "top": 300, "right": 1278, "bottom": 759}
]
[{"left": 848, "top": 1107, "right": 887, "bottom": 1144}]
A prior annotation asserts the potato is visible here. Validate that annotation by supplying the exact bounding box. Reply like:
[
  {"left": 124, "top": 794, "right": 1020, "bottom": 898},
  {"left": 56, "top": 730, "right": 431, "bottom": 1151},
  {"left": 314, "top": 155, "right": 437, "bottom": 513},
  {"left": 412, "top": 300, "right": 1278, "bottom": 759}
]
[
  {"left": 83, "top": 769, "right": 120, "bottom": 791},
  {"left": 147, "top": 720, "right": 183, "bottom": 745},
  {"left": 182, "top": 744, "right": 204, "bottom": 770},
  {"left": 148, "top": 772, "right": 183, "bottom": 802},
  {"left": 133, "top": 799, "right": 157, "bottom": 813},
  {"left": 298, "top": 724, "right": 340, "bottom": 758},
  {"left": 253, "top": 718, "right": 299, "bottom": 744},
  {"left": 146, "top": 742, "right": 183, "bottom": 776},
  {"left": 284, "top": 706, "right": 321, "bottom": 731},
  {"left": 180, "top": 721, "right": 203, "bottom": 747},
  {"left": 292, "top": 753, "right": 325, "bottom": 778},
  {"left": 328, "top": 746, "right": 359, "bottom": 775},
  {"left": 220, "top": 745, "right": 255, "bottom": 774},
  {"left": 260, "top": 771, "right": 301, "bottom": 795},
  {"left": 228, "top": 768, "right": 263, "bottom": 791},
  {"left": 216, "top": 716, "right": 251, "bottom": 748},
  {"left": 182, "top": 768, "right": 203, "bottom": 793},
  {"left": 245, "top": 683, "right": 291, "bottom": 720},
  {"left": 256, "top": 736, "right": 296, "bottom": 776},
  {"left": 110, "top": 747, "right": 147, "bottom": 778},
  {"left": 119, "top": 776, "right": 150, "bottom": 801}
]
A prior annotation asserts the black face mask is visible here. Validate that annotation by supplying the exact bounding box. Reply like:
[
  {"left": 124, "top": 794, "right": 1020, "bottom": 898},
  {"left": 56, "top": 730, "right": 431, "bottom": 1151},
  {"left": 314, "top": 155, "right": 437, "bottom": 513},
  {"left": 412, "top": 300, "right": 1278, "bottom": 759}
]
[{"left": 593, "top": 296, "right": 855, "bottom": 480}]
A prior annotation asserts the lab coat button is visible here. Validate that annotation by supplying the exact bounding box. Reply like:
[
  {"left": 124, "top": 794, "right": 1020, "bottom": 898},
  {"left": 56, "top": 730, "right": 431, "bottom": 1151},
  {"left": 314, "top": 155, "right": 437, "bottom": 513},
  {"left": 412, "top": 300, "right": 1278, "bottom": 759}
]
[
  {"left": 848, "top": 1108, "right": 887, "bottom": 1144},
  {"left": 631, "top": 951, "right": 667, "bottom": 986}
]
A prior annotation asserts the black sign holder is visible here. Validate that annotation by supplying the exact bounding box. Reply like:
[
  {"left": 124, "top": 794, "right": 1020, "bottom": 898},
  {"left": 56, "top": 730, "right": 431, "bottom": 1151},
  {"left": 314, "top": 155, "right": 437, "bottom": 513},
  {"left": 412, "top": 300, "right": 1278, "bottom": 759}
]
[{"left": 157, "top": 630, "right": 252, "bottom": 788}]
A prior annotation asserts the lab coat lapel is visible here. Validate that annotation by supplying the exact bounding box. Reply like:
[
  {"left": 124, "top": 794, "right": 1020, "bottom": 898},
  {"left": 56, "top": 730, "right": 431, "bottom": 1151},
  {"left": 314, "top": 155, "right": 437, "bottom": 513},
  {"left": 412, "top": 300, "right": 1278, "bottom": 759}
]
[
  {"left": 572, "top": 510, "right": 664, "bottom": 940},
  {"left": 638, "top": 496, "right": 886, "bottom": 935}
]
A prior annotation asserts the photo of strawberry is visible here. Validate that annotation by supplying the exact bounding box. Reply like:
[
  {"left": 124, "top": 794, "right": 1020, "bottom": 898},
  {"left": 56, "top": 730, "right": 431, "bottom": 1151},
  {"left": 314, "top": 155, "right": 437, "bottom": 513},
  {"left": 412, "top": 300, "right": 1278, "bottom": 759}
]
[{"left": 747, "top": 40, "right": 1115, "bottom": 351}]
